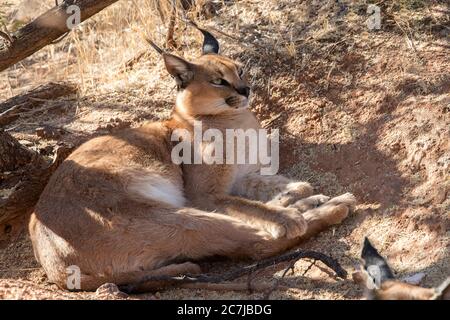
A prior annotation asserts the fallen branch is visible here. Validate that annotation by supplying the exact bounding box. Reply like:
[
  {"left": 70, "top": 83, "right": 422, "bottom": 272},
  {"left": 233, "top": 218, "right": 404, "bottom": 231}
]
[
  {"left": 179, "top": 281, "right": 286, "bottom": 292},
  {"left": 123, "top": 50, "right": 151, "bottom": 72},
  {"left": 0, "top": 82, "right": 77, "bottom": 127},
  {"left": 392, "top": 17, "right": 423, "bottom": 61},
  {"left": 0, "top": 0, "right": 119, "bottom": 72},
  {"left": 263, "top": 259, "right": 296, "bottom": 299},
  {"left": 121, "top": 249, "right": 347, "bottom": 293}
]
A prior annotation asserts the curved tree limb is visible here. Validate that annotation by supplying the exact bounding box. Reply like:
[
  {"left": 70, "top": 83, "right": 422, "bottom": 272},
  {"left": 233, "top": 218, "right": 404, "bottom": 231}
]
[
  {"left": 0, "top": 0, "right": 119, "bottom": 72},
  {"left": 121, "top": 249, "right": 347, "bottom": 293}
]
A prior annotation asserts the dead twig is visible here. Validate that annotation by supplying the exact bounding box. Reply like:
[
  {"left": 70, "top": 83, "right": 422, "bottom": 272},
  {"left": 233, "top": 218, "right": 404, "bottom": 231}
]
[
  {"left": 263, "top": 260, "right": 297, "bottom": 299},
  {"left": 166, "top": 0, "right": 177, "bottom": 49},
  {"left": 392, "top": 17, "right": 423, "bottom": 61},
  {"left": 302, "top": 259, "right": 317, "bottom": 276},
  {"left": 179, "top": 281, "right": 285, "bottom": 292},
  {"left": 121, "top": 249, "right": 347, "bottom": 293},
  {"left": 123, "top": 50, "right": 150, "bottom": 71},
  {"left": 262, "top": 113, "right": 282, "bottom": 129}
]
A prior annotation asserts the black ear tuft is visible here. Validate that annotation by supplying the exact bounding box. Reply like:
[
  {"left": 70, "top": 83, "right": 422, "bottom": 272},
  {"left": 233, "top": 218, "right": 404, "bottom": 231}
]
[
  {"left": 362, "top": 237, "right": 381, "bottom": 261},
  {"left": 145, "top": 37, "right": 165, "bottom": 55},
  {"left": 361, "top": 237, "right": 395, "bottom": 285}
]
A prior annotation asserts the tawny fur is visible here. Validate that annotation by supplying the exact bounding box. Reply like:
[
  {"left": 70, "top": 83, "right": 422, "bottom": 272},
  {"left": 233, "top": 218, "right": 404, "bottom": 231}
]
[
  {"left": 353, "top": 272, "right": 450, "bottom": 300},
  {"left": 29, "top": 51, "right": 356, "bottom": 292},
  {"left": 372, "top": 281, "right": 435, "bottom": 300}
]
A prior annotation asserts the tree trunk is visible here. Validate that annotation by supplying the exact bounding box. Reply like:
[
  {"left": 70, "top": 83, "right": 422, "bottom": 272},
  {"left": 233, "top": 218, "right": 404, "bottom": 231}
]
[
  {"left": 0, "top": 130, "right": 37, "bottom": 172},
  {"left": 0, "top": 131, "right": 73, "bottom": 225},
  {"left": 0, "top": 0, "right": 119, "bottom": 72}
]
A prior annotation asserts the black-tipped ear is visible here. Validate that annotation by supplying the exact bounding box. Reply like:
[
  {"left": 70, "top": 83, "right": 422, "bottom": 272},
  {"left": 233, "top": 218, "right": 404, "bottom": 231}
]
[
  {"left": 361, "top": 237, "right": 395, "bottom": 286},
  {"left": 145, "top": 37, "right": 165, "bottom": 55},
  {"left": 163, "top": 53, "right": 193, "bottom": 89},
  {"left": 199, "top": 29, "right": 220, "bottom": 55},
  {"left": 434, "top": 277, "right": 450, "bottom": 300},
  {"left": 187, "top": 20, "right": 220, "bottom": 54}
]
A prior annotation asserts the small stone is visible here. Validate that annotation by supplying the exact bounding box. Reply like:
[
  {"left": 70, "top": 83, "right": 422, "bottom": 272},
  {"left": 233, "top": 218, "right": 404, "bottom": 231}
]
[
  {"left": 35, "top": 126, "right": 63, "bottom": 140},
  {"left": 435, "top": 187, "right": 448, "bottom": 204},
  {"left": 95, "top": 283, "right": 128, "bottom": 298}
]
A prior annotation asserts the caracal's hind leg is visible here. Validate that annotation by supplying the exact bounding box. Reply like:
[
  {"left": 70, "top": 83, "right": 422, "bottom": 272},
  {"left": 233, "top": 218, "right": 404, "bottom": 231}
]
[
  {"left": 118, "top": 195, "right": 355, "bottom": 292},
  {"left": 294, "top": 193, "right": 357, "bottom": 242},
  {"left": 123, "top": 193, "right": 354, "bottom": 293},
  {"left": 167, "top": 196, "right": 355, "bottom": 265},
  {"left": 232, "top": 172, "right": 313, "bottom": 205},
  {"left": 72, "top": 207, "right": 306, "bottom": 292},
  {"left": 170, "top": 208, "right": 301, "bottom": 260},
  {"left": 65, "top": 195, "right": 355, "bottom": 293}
]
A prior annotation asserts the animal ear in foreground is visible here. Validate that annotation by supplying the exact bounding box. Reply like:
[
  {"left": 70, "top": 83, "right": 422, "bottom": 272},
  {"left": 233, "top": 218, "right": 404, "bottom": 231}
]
[
  {"left": 360, "top": 237, "right": 395, "bottom": 288},
  {"left": 353, "top": 237, "right": 450, "bottom": 300}
]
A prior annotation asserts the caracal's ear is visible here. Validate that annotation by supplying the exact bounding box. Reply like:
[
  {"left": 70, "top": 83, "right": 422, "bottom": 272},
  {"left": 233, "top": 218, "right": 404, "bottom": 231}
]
[
  {"left": 433, "top": 277, "right": 450, "bottom": 300},
  {"left": 162, "top": 53, "right": 194, "bottom": 89},
  {"left": 361, "top": 237, "right": 395, "bottom": 288},
  {"left": 145, "top": 37, "right": 194, "bottom": 89},
  {"left": 187, "top": 20, "right": 220, "bottom": 54},
  {"left": 199, "top": 29, "right": 219, "bottom": 55}
]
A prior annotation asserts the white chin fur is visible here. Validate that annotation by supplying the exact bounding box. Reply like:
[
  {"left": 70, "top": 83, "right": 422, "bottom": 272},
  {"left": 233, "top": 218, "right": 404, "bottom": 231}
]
[{"left": 236, "top": 98, "right": 249, "bottom": 109}]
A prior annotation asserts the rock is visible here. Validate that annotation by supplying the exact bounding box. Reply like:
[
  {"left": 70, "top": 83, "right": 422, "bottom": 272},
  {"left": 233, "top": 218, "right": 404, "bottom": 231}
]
[
  {"left": 95, "top": 283, "right": 128, "bottom": 299},
  {"left": 35, "top": 126, "right": 64, "bottom": 140},
  {"left": 435, "top": 187, "right": 448, "bottom": 204}
]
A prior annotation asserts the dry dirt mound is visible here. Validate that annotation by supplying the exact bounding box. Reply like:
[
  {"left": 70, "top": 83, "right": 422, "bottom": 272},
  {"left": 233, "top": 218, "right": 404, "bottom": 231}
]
[{"left": 0, "top": 0, "right": 449, "bottom": 299}]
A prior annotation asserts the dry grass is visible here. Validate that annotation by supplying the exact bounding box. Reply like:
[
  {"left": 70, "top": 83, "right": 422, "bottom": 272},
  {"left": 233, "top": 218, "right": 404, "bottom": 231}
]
[{"left": 0, "top": 0, "right": 449, "bottom": 300}]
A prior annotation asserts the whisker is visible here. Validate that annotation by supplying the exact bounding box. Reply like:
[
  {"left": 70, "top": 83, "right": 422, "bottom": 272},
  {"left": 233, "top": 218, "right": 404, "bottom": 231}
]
[{"left": 209, "top": 100, "right": 229, "bottom": 109}]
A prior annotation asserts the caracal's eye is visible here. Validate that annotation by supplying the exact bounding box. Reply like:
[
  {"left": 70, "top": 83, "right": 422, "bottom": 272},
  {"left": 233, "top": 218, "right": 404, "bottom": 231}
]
[{"left": 210, "top": 78, "right": 229, "bottom": 86}]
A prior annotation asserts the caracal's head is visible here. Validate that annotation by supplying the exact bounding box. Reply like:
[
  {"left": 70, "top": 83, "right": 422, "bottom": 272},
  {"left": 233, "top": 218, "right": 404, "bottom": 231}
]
[{"left": 150, "top": 28, "right": 251, "bottom": 117}]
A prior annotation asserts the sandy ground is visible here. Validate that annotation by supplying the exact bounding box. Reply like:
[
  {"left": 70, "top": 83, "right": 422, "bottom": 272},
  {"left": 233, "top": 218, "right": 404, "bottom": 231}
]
[{"left": 0, "top": 0, "right": 449, "bottom": 299}]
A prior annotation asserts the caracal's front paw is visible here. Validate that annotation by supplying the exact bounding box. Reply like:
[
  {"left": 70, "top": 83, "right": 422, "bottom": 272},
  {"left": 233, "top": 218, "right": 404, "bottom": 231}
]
[
  {"left": 319, "top": 192, "right": 357, "bottom": 225},
  {"left": 290, "top": 194, "right": 330, "bottom": 212},
  {"left": 267, "top": 182, "right": 314, "bottom": 207},
  {"left": 325, "top": 192, "right": 357, "bottom": 211},
  {"left": 267, "top": 207, "right": 308, "bottom": 239}
]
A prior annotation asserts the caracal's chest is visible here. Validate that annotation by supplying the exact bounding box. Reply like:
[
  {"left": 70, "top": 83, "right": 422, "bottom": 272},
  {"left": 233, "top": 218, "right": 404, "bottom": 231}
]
[{"left": 181, "top": 110, "right": 263, "bottom": 193}]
